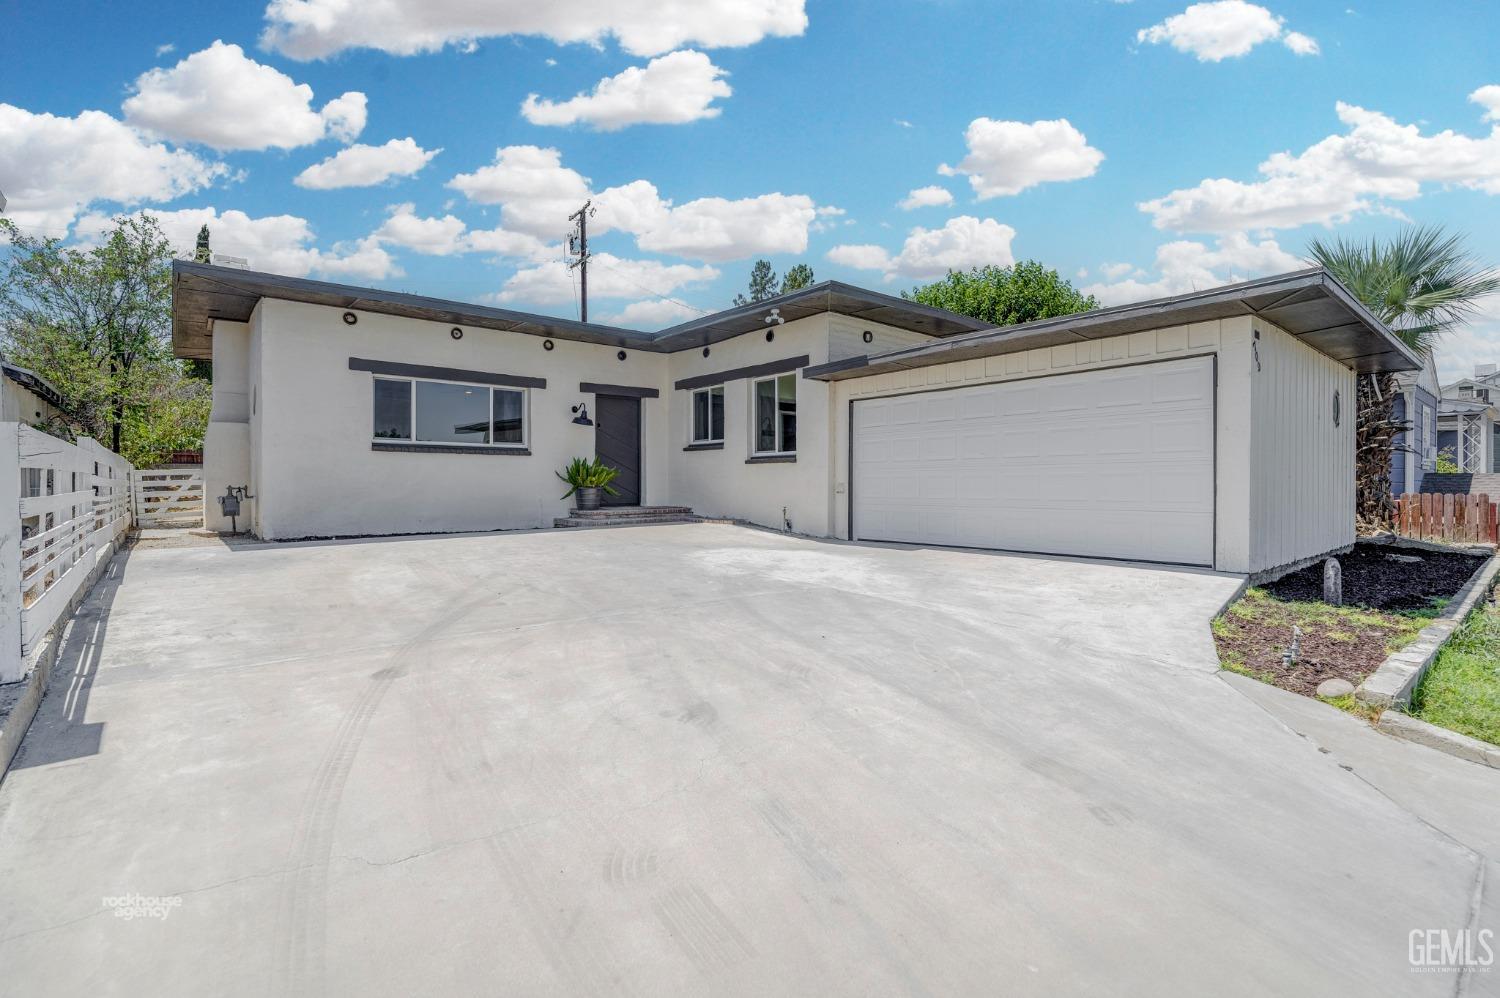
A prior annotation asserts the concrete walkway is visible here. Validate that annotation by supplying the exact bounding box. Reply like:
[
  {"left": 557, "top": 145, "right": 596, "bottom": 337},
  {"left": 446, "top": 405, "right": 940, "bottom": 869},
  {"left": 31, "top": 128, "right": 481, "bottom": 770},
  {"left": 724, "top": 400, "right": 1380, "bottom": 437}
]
[{"left": 0, "top": 524, "right": 1491, "bottom": 996}]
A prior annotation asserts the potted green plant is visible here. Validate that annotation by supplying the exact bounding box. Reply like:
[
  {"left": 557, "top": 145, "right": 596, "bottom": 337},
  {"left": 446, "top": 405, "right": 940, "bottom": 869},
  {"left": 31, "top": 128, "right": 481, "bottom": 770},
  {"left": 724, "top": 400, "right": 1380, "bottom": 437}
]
[{"left": 556, "top": 457, "right": 621, "bottom": 510}]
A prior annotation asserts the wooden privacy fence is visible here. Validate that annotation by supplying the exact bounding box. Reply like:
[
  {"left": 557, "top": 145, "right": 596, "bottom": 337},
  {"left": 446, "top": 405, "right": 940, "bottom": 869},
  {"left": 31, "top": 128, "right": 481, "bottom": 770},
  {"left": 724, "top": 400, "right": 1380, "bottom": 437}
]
[
  {"left": 1395, "top": 492, "right": 1499, "bottom": 544},
  {"left": 133, "top": 468, "right": 204, "bottom": 527}
]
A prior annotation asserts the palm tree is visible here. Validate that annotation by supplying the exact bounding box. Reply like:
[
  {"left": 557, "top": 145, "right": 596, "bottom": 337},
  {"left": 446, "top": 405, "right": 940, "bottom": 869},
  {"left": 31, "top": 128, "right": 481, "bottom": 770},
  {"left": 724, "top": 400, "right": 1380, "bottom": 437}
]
[{"left": 1308, "top": 226, "right": 1499, "bottom": 529}]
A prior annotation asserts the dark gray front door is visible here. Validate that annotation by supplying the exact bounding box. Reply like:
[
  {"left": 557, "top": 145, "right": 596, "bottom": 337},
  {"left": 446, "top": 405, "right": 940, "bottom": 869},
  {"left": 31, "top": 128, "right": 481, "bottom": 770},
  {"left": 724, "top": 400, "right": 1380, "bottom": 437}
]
[{"left": 595, "top": 395, "right": 641, "bottom": 506}]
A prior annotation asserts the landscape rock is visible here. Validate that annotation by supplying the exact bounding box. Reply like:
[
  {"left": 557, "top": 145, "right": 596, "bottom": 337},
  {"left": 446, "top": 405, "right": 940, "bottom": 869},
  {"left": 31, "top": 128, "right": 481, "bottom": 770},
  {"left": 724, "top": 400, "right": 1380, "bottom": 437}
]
[{"left": 1316, "top": 678, "right": 1355, "bottom": 699}]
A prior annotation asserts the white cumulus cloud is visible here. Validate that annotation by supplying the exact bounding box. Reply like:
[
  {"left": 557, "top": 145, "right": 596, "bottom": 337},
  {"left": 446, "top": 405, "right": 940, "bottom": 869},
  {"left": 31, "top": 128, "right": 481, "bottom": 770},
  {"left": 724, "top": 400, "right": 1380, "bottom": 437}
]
[
  {"left": 826, "top": 216, "right": 1017, "bottom": 281},
  {"left": 447, "top": 145, "right": 592, "bottom": 239},
  {"left": 1471, "top": 84, "right": 1500, "bottom": 122},
  {"left": 1081, "top": 233, "right": 1305, "bottom": 305},
  {"left": 295, "top": 138, "right": 440, "bottom": 189},
  {"left": 1136, "top": 1, "right": 1318, "bottom": 61},
  {"left": 898, "top": 186, "right": 954, "bottom": 211},
  {"left": 122, "top": 41, "right": 366, "bottom": 150},
  {"left": 449, "top": 146, "right": 822, "bottom": 262},
  {"left": 74, "top": 206, "right": 399, "bottom": 281},
  {"left": 261, "top": 0, "right": 808, "bottom": 60},
  {"left": 495, "top": 252, "right": 718, "bottom": 306},
  {"left": 0, "top": 104, "right": 224, "bottom": 235},
  {"left": 600, "top": 298, "right": 704, "bottom": 328},
  {"left": 372, "top": 203, "right": 468, "bottom": 255},
  {"left": 521, "top": 50, "right": 731, "bottom": 130},
  {"left": 938, "top": 118, "right": 1104, "bottom": 198},
  {"left": 1140, "top": 92, "right": 1500, "bottom": 233},
  {"left": 366, "top": 202, "right": 554, "bottom": 261}
]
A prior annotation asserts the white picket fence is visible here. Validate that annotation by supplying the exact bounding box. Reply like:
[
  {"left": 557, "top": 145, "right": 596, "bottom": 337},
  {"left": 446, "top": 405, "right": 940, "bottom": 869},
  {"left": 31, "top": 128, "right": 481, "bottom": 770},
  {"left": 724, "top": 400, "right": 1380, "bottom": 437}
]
[
  {"left": 2, "top": 424, "right": 134, "bottom": 682},
  {"left": 133, "top": 468, "right": 204, "bottom": 527}
]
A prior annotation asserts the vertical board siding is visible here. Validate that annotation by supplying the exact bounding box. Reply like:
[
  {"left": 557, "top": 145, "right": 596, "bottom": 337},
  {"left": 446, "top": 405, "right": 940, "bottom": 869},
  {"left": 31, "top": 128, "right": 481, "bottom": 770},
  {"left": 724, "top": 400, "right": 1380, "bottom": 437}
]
[{"left": 1249, "top": 323, "right": 1356, "bottom": 574}]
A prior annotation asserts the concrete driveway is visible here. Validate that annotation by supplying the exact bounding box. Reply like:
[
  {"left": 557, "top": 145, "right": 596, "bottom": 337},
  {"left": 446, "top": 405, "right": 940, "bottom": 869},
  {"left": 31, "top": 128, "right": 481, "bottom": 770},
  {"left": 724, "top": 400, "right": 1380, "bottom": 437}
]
[{"left": 0, "top": 524, "right": 1491, "bottom": 996}]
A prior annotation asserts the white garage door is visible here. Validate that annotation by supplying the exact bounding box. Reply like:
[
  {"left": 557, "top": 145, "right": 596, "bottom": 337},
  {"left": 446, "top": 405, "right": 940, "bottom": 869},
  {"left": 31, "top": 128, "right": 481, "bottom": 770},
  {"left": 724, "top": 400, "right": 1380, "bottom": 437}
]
[{"left": 851, "top": 356, "right": 1215, "bottom": 566}]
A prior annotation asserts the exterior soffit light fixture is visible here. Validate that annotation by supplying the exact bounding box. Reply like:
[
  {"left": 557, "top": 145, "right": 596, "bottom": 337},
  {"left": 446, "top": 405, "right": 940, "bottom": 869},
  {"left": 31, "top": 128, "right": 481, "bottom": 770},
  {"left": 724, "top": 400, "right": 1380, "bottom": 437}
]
[{"left": 571, "top": 403, "right": 594, "bottom": 426}]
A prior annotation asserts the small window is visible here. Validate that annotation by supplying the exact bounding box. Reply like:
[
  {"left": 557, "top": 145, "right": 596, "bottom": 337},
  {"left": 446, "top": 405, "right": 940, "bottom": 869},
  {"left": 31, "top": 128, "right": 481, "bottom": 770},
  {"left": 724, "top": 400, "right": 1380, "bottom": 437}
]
[
  {"left": 373, "top": 378, "right": 412, "bottom": 439},
  {"left": 753, "top": 373, "right": 797, "bottom": 455},
  {"left": 691, "top": 385, "right": 724, "bottom": 443}
]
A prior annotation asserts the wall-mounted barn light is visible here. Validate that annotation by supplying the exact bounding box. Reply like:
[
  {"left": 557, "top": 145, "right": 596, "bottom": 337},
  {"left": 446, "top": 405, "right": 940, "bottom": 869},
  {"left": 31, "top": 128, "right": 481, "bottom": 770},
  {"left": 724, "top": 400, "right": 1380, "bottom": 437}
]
[{"left": 571, "top": 403, "right": 594, "bottom": 426}]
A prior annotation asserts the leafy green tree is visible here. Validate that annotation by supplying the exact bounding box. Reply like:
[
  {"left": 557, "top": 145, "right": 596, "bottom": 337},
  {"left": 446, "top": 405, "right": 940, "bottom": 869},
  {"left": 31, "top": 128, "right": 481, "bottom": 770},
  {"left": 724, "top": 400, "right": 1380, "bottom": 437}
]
[
  {"left": 0, "top": 215, "right": 211, "bottom": 467},
  {"left": 779, "top": 263, "right": 815, "bottom": 295},
  {"left": 1308, "top": 225, "right": 1500, "bottom": 527},
  {"left": 194, "top": 224, "right": 212, "bottom": 263},
  {"left": 733, "top": 259, "right": 778, "bottom": 306},
  {"left": 903, "top": 261, "right": 1098, "bottom": 326}
]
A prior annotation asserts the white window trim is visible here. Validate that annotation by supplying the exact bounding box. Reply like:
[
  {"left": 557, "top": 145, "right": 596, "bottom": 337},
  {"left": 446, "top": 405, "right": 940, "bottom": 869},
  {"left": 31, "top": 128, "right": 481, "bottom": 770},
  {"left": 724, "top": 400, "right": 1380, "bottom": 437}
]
[
  {"left": 751, "top": 373, "right": 797, "bottom": 456},
  {"left": 372, "top": 374, "right": 530, "bottom": 449},
  {"left": 690, "top": 385, "right": 725, "bottom": 444}
]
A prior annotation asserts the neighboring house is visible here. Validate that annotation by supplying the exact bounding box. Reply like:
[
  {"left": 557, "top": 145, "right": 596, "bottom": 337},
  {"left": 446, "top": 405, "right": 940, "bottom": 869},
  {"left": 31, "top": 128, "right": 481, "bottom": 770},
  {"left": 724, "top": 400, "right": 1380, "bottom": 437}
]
[
  {"left": 1428, "top": 364, "right": 1500, "bottom": 485},
  {"left": 172, "top": 263, "right": 1419, "bottom": 577},
  {"left": 1388, "top": 349, "right": 1440, "bottom": 496},
  {"left": 0, "top": 359, "right": 77, "bottom": 432}
]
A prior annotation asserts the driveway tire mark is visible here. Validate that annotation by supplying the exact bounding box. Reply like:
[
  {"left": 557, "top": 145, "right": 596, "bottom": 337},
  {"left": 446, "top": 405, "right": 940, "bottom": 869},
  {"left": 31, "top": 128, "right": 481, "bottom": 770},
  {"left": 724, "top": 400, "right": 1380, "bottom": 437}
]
[{"left": 271, "top": 582, "right": 498, "bottom": 997}]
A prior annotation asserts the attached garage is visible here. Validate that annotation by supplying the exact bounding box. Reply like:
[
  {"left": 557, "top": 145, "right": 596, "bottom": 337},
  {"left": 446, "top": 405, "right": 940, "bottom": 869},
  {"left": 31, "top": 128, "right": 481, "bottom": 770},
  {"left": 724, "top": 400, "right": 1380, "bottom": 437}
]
[
  {"left": 817, "top": 270, "right": 1426, "bottom": 577},
  {"left": 851, "top": 356, "right": 1215, "bottom": 566}
]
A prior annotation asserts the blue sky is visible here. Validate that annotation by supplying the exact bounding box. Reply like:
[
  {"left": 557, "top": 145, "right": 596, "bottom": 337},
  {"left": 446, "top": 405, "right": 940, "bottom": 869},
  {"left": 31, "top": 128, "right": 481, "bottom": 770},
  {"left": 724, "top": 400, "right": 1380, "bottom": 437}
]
[{"left": 4, "top": 0, "right": 1499, "bottom": 377}]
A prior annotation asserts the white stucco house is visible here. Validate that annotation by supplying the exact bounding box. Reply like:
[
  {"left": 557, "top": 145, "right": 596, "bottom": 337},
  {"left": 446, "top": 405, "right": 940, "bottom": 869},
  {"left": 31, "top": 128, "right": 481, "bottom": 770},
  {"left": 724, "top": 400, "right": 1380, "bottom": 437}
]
[{"left": 173, "top": 262, "right": 1420, "bottom": 577}]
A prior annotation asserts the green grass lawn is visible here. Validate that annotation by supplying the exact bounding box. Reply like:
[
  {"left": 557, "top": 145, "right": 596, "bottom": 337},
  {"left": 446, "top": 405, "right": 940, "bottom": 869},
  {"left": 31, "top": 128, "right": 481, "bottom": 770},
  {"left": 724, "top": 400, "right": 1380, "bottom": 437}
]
[{"left": 1411, "top": 600, "right": 1500, "bottom": 747}]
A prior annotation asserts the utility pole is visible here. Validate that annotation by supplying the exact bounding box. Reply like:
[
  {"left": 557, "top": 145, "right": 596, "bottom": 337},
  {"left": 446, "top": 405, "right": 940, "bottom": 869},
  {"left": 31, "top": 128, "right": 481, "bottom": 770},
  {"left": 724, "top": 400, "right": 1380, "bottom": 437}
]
[{"left": 567, "top": 199, "right": 594, "bottom": 322}]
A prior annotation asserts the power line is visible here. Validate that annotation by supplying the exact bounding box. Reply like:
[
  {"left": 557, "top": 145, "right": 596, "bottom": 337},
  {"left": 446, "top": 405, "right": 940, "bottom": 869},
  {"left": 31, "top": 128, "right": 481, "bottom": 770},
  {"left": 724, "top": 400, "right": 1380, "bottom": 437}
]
[{"left": 588, "top": 257, "right": 713, "bottom": 319}]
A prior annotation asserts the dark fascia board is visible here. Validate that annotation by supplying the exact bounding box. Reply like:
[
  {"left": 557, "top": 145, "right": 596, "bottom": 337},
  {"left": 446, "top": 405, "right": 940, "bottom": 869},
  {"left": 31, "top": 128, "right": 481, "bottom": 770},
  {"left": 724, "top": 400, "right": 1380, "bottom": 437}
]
[
  {"left": 173, "top": 261, "right": 656, "bottom": 361},
  {"left": 674, "top": 354, "right": 810, "bottom": 392},
  {"left": 649, "top": 281, "right": 991, "bottom": 348},
  {"left": 172, "top": 264, "right": 987, "bottom": 361},
  {"left": 580, "top": 382, "right": 660, "bottom": 399},
  {"left": 349, "top": 356, "right": 546, "bottom": 389},
  {"left": 1, "top": 361, "right": 77, "bottom": 421},
  {"left": 803, "top": 269, "right": 1422, "bottom": 381}
]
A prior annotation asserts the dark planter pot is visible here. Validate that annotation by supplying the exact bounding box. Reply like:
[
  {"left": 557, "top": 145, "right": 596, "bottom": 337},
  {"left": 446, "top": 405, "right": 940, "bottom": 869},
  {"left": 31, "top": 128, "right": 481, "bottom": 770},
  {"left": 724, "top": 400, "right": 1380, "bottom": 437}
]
[{"left": 575, "top": 486, "right": 602, "bottom": 511}]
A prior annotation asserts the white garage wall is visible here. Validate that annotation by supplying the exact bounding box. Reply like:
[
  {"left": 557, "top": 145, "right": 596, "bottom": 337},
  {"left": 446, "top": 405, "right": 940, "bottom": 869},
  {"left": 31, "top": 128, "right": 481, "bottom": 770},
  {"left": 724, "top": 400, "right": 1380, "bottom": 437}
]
[
  {"left": 832, "top": 317, "right": 1260, "bottom": 572},
  {"left": 829, "top": 315, "right": 936, "bottom": 362},
  {"left": 252, "top": 299, "right": 670, "bottom": 539},
  {"left": 203, "top": 319, "right": 251, "bottom": 532},
  {"left": 1249, "top": 321, "right": 1356, "bottom": 575}
]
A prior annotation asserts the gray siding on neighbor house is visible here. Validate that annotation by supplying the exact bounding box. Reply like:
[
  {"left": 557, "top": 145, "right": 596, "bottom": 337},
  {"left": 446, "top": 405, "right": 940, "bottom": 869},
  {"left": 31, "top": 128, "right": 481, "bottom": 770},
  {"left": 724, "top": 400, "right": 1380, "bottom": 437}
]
[
  {"left": 1412, "top": 385, "right": 1437, "bottom": 492},
  {"left": 1390, "top": 394, "right": 1407, "bottom": 495}
]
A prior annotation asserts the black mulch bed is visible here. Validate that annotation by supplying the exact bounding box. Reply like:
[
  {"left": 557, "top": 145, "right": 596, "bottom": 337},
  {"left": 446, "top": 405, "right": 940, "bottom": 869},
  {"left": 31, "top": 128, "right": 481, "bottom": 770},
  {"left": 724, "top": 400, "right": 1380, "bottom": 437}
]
[{"left": 1264, "top": 543, "right": 1488, "bottom": 611}]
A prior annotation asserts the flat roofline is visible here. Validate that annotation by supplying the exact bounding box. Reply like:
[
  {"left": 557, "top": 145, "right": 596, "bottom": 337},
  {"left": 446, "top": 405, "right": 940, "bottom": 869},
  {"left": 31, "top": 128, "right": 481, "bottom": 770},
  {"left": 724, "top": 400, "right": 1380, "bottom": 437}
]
[
  {"left": 803, "top": 268, "right": 1421, "bottom": 380},
  {"left": 171, "top": 263, "right": 988, "bottom": 361}
]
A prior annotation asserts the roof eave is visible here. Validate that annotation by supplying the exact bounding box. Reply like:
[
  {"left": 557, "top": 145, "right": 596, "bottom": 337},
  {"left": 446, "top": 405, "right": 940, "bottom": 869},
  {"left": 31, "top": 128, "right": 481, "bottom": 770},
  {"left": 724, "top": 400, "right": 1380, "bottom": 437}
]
[{"left": 803, "top": 269, "right": 1422, "bottom": 381}]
